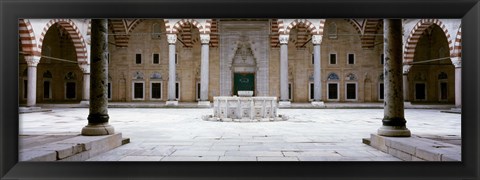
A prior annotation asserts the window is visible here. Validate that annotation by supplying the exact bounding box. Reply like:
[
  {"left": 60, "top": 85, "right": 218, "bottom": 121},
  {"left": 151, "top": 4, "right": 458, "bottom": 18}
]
[
  {"left": 346, "top": 83, "right": 357, "bottom": 100},
  {"left": 379, "top": 83, "right": 384, "bottom": 100},
  {"left": 328, "top": 22, "right": 337, "bottom": 39},
  {"left": 23, "top": 79, "right": 28, "bottom": 99},
  {"left": 414, "top": 83, "right": 426, "bottom": 101},
  {"left": 135, "top": 54, "right": 142, "bottom": 64},
  {"left": 348, "top": 54, "right": 355, "bottom": 64},
  {"left": 329, "top": 54, "right": 337, "bottom": 64},
  {"left": 153, "top": 53, "right": 160, "bottom": 64},
  {"left": 440, "top": 82, "right": 448, "bottom": 101},
  {"left": 381, "top": 54, "right": 384, "bottom": 65},
  {"left": 288, "top": 83, "right": 292, "bottom": 100},
  {"left": 133, "top": 82, "right": 144, "bottom": 100},
  {"left": 175, "top": 82, "right": 180, "bottom": 100},
  {"left": 327, "top": 83, "right": 339, "bottom": 100},
  {"left": 151, "top": 82, "right": 162, "bottom": 100},
  {"left": 311, "top": 53, "right": 314, "bottom": 65},
  {"left": 309, "top": 82, "right": 314, "bottom": 101},
  {"left": 152, "top": 23, "right": 161, "bottom": 39},
  {"left": 175, "top": 53, "right": 178, "bottom": 65},
  {"left": 108, "top": 82, "right": 112, "bottom": 100},
  {"left": 107, "top": 53, "right": 110, "bottom": 65},
  {"left": 65, "top": 82, "right": 76, "bottom": 99},
  {"left": 196, "top": 82, "right": 201, "bottom": 101},
  {"left": 43, "top": 81, "right": 51, "bottom": 99}
]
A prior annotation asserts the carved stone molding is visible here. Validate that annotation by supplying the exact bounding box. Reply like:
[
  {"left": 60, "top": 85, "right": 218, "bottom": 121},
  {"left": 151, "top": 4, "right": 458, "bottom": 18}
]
[{"left": 200, "top": 34, "right": 210, "bottom": 44}]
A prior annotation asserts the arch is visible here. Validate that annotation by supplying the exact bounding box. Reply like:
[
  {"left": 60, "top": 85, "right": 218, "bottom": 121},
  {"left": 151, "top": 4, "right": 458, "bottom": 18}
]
[
  {"left": 438, "top": 72, "right": 448, "bottom": 79},
  {"left": 452, "top": 25, "right": 462, "bottom": 58},
  {"left": 65, "top": 72, "right": 77, "bottom": 80},
  {"left": 284, "top": 19, "right": 317, "bottom": 35},
  {"left": 345, "top": 73, "right": 358, "bottom": 81},
  {"left": 43, "top": 71, "right": 53, "bottom": 78},
  {"left": 19, "top": 19, "right": 40, "bottom": 56},
  {"left": 404, "top": 19, "right": 453, "bottom": 64},
  {"left": 172, "top": 19, "right": 204, "bottom": 34},
  {"left": 39, "top": 19, "right": 89, "bottom": 64},
  {"left": 327, "top": 73, "right": 340, "bottom": 81}
]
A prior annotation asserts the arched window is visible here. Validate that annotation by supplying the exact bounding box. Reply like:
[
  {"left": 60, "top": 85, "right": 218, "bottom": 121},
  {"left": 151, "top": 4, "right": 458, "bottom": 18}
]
[
  {"left": 438, "top": 72, "right": 448, "bottom": 79},
  {"left": 327, "top": 73, "right": 340, "bottom": 81},
  {"left": 152, "top": 23, "right": 161, "bottom": 39},
  {"left": 328, "top": 22, "right": 337, "bottom": 39}
]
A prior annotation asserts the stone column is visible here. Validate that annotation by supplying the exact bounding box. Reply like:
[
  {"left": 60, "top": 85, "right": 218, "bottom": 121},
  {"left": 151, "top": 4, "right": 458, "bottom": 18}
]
[
  {"left": 278, "top": 34, "right": 291, "bottom": 107},
  {"left": 25, "top": 56, "right": 40, "bottom": 107},
  {"left": 166, "top": 33, "right": 178, "bottom": 106},
  {"left": 198, "top": 34, "right": 210, "bottom": 107},
  {"left": 82, "top": 19, "right": 114, "bottom": 136},
  {"left": 311, "top": 35, "right": 325, "bottom": 107},
  {"left": 452, "top": 57, "right": 461, "bottom": 108},
  {"left": 402, "top": 65, "right": 411, "bottom": 105},
  {"left": 377, "top": 19, "right": 411, "bottom": 137}
]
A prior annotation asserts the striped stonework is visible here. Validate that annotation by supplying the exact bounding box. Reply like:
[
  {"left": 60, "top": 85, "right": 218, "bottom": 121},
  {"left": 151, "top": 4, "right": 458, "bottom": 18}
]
[
  {"left": 38, "top": 19, "right": 88, "bottom": 64},
  {"left": 346, "top": 19, "right": 383, "bottom": 49},
  {"left": 452, "top": 26, "right": 462, "bottom": 58},
  {"left": 19, "top": 19, "right": 40, "bottom": 56},
  {"left": 360, "top": 19, "right": 382, "bottom": 49},
  {"left": 404, "top": 19, "right": 453, "bottom": 64},
  {"left": 109, "top": 19, "right": 143, "bottom": 48},
  {"left": 209, "top": 19, "right": 218, "bottom": 47},
  {"left": 285, "top": 19, "right": 316, "bottom": 35},
  {"left": 270, "top": 19, "right": 279, "bottom": 47},
  {"left": 172, "top": 19, "right": 203, "bottom": 34}
]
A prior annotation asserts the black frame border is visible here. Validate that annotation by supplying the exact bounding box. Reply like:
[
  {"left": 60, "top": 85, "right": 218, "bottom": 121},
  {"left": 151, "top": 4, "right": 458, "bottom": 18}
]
[{"left": 1, "top": 0, "right": 479, "bottom": 179}]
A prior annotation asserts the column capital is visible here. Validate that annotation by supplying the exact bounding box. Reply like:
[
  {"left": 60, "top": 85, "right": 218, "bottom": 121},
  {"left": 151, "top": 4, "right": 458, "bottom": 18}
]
[
  {"left": 451, "top": 57, "right": 462, "bottom": 68},
  {"left": 312, "top": 35, "right": 323, "bottom": 45},
  {"left": 279, "top": 34, "right": 289, "bottom": 45},
  {"left": 200, "top": 34, "right": 210, "bottom": 45},
  {"left": 402, "top": 64, "right": 412, "bottom": 75},
  {"left": 25, "top": 56, "right": 41, "bottom": 67},
  {"left": 80, "top": 64, "right": 91, "bottom": 74},
  {"left": 167, "top": 34, "right": 177, "bottom": 44}
]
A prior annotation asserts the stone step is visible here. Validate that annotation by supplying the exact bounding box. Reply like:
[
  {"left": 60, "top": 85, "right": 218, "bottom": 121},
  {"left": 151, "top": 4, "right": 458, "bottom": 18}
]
[
  {"left": 19, "top": 133, "right": 124, "bottom": 161},
  {"left": 365, "top": 134, "right": 461, "bottom": 161}
]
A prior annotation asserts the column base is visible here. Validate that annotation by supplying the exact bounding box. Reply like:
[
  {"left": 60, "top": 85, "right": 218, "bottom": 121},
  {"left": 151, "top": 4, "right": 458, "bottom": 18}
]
[
  {"left": 80, "top": 100, "right": 90, "bottom": 106},
  {"left": 311, "top": 101, "right": 325, "bottom": 108},
  {"left": 197, "top": 101, "right": 211, "bottom": 107},
  {"left": 81, "top": 123, "right": 115, "bottom": 136},
  {"left": 377, "top": 125, "right": 411, "bottom": 137},
  {"left": 166, "top": 101, "right": 178, "bottom": 106},
  {"left": 278, "top": 101, "right": 291, "bottom": 107}
]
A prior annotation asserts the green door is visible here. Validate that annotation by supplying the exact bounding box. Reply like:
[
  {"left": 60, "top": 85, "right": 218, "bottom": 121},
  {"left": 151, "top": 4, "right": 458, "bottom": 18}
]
[{"left": 233, "top": 73, "right": 255, "bottom": 96}]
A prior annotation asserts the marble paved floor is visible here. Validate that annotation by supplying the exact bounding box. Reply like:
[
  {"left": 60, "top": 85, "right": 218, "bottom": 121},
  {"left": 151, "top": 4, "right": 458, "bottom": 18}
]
[{"left": 19, "top": 108, "right": 461, "bottom": 161}]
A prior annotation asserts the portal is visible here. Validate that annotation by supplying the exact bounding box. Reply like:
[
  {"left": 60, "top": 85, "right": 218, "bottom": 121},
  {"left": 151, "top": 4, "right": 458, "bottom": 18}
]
[{"left": 233, "top": 73, "right": 255, "bottom": 96}]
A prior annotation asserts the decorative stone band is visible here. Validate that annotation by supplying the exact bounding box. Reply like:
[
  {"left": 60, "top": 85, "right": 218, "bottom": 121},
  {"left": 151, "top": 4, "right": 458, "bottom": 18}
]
[
  {"left": 200, "top": 34, "right": 210, "bottom": 45},
  {"left": 402, "top": 64, "right": 412, "bottom": 75},
  {"left": 311, "top": 35, "right": 323, "bottom": 45},
  {"left": 25, "top": 56, "right": 41, "bottom": 67},
  {"left": 451, "top": 57, "right": 461, "bottom": 68},
  {"left": 279, "top": 34, "right": 289, "bottom": 45},
  {"left": 167, "top": 34, "right": 177, "bottom": 44}
]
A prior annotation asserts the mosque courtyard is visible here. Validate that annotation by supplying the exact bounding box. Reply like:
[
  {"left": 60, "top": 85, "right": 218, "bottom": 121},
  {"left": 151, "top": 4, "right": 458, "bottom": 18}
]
[{"left": 19, "top": 106, "right": 461, "bottom": 161}]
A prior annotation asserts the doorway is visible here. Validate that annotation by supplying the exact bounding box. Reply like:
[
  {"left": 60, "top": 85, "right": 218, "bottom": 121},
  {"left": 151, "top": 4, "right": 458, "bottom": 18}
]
[{"left": 233, "top": 73, "right": 255, "bottom": 96}]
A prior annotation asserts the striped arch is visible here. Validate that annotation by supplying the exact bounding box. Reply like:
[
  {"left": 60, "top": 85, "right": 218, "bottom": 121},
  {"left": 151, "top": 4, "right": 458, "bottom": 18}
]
[
  {"left": 361, "top": 19, "right": 382, "bottom": 49},
  {"left": 404, "top": 19, "right": 453, "bottom": 64},
  {"left": 19, "top": 19, "right": 40, "bottom": 56},
  {"left": 172, "top": 19, "right": 204, "bottom": 34},
  {"left": 284, "top": 19, "right": 317, "bottom": 35},
  {"left": 452, "top": 25, "right": 461, "bottom": 58},
  {"left": 109, "top": 19, "right": 144, "bottom": 48},
  {"left": 345, "top": 19, "right": 382, "bottom": 48},
  {"left": 39, "top": 19, "right": 89, "bottom": 64}
]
